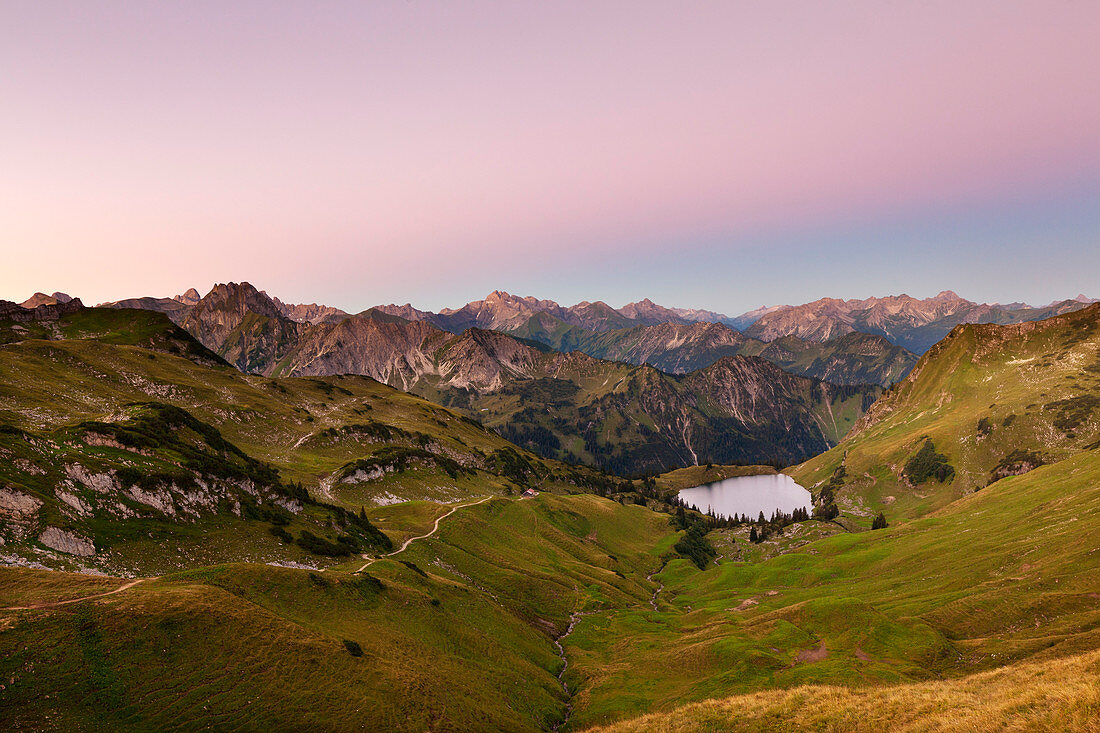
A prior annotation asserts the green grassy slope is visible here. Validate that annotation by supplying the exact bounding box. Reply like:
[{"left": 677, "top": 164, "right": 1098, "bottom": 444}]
[
  {"left": 561, "top": 446, "right": 1100, "bottom": 729},
  {"left": 0, "top": 493, "right": 673, "bottom": 732},
  {"left": 0, "top": 306, "right": 227, "bottom": 366},
  {"left": 4, "top": 303, "right": 1099, "bottom": 732},
  {"left": 788, "top": 303, "right": 1100, "bottom": 523},
  {"left": 584, "top": 647, "right": 1100, "bottom": 732}
]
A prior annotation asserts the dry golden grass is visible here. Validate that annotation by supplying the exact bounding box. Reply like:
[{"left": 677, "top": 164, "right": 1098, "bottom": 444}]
[{"left": 585, "top": 648, "right": 1100, "bottom": 732}]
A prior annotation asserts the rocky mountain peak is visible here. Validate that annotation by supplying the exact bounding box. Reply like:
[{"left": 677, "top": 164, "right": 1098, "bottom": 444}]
[
  {"left": 20, "top": 292, "right": 61, "bottom": 308},
  {"left": 201, "top": 282, "right": 283, "bottom": 318},
  {"left": 174, "top": 288, "right": 202, "bottom": 305}
]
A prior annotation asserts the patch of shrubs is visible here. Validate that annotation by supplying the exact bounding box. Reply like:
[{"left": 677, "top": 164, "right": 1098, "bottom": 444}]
[
  {"left": 487, "top": 447, "right": 543, "bottom": 487},
  {"left": 319, "top": 420, "right": 408, "bottom": 443},
  {"left": 312, "top": 503, "right": 393, "bottom": 552},
  {"left": 337, "top": 446, "right": 469, "bottom": 481},
  {"left": 871, "top": 512, "right": 888, "bottom": 530},
  {"left": 297, "top": 530, "right": 359, "bottom": 557},
  {"left": 1044, "top": 394, "right": 1100, "bottom": 434},
  {"left": 343, "top": 639, "right": 363, "bottom": 657},
  {"left": 357, "top": 573, "right": 385, "bottom": 595},
  {"left": 400, "top": 560, "right": 428, "bottom": 578},
  {"left": 242, "top": 500, "right": 292, "bottom": 525},
  {"left": 988, "top": 449, "right": 1045, "bottom": 484},
  {"left": 311, "top": 379, "right": 354, "bottom": 397},
  {"left": 268, "top": 525, "right": 293, "bottom": 543},
  {"left": 814, "top": 464, "right": 845, "bottom": 520},
  {"left": 903, "top": 439, "right": 955, "bottom": 484},
  {"left": 673, "top": 523, "right": 717, "bottom": 570}
]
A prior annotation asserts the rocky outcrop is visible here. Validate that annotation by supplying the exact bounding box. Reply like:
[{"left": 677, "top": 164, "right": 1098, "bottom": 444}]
[
  {"left": 618, "top": 298, "right": 731, "bottom": 326},
  {"left": 20, "top": 292, "right": 66, "bottom": 308},
  {"left": 174, "top": 287, "right": 202, "bottom": 305},
  {"left": 272, "top": 298, "right": 349, "bottom": 325},
  {"left": 580, "top": 321, "right": 750, "bottom": 374},
  {"left": 0, "top": 297, "right": 84, "bottom": 323},
  {"left": 0, "top": 488, "right": 43, "bottom": 540},
  {"left": 99, "top": 296, "right": 191, "bottom": 322},
  {"left": 175, "top": 283, "right": 302, "bottom": 373},
  {"left": 273, "top": 316, "right": 446, "bottom": 385},
  {"left": 38, "top": 526, "right": 95, "bottom": 556}
]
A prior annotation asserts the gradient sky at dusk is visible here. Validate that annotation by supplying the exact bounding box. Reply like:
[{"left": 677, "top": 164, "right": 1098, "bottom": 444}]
[{"left": 2, "top": 1, "right": 1097, "bottom": 315}]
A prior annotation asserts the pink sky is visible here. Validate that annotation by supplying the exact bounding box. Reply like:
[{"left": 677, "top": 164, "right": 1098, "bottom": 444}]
[{"left": 1, "top": 1, "right": 1097, "bottom": 312}]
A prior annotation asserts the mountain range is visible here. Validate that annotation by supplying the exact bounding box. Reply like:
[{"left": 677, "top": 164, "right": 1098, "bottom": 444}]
[
  {"left": 102, "top": 284, "right": 917, "bottom": 385},
  {"left": 82, "top": 287, "right": 881, "bottom": 474},
  {"left": 99, "top": 285, "right": 1097, "bottom": 357},
  {"left": 744, "top": 290, "right": 1097, "bottom": 353},
  {"left": 84, "top": 282, "right": 1095, "bottom": 474}
]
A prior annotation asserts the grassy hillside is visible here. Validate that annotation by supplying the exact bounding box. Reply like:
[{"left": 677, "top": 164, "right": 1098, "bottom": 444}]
[
  {"left": 585, "top": 648, "right": 1100, "bottom": 732},
  {"left": 0, "top": 313, "right": 625, "bottom": 574},
  {"left": 0, "top": 306, "right": 226, "bottom": 366},
  {"left": 5, "top": 425, "right": 1094, "bottom": 731},
  {"left": 558, "top": 446, "right": 1100, "bottom": 729},
  {"left": 4, "top": 301, "right": 1099, "bottom": 732},
  {"left": 789, "top": 303, "right": 1100, "bottom": 522},
  {"left": 0, "top": 493, "right": 674, "bottom": 732}
]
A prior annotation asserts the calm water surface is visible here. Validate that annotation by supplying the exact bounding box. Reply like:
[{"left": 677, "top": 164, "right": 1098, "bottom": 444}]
[{"left": 677, "top": 473, "right": 811, "bottom": 519}]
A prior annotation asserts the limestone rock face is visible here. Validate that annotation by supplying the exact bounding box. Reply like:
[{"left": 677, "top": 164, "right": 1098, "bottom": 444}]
[
  {"left": 271, "top": 298, "right": 349, "bottom": 325},
  {"left": 0, "top": 488, "right": 43, "bottom": 541},
  {"left": 38, "top": 526, "right": 95, "bottom": 556},
  {"left": 174, "top": 287, "right": 202, "bottom": 305}
]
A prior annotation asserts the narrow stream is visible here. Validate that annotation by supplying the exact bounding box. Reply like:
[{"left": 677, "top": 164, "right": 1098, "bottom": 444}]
[
  {"left": 646, "top": 563, "right": 667, "bottom": 611},
  {"left": 551, "top": 610, "right": 594, "bottom": 732}
]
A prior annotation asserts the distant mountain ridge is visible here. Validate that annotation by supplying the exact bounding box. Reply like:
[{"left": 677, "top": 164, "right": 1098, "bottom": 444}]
[
  {"left": 745, "top": 290, "right": 1097, "bottom": 353},
  {"left": 368, "top": 288, "right": 1097, "bottom": 357},
  {"left": 93, "top": 284, "right": 1098, "bottom": 390},
  {"left": 508, "top": 314, "right": 917, "bottom": 387},
  {"left": 372, "top": 289, "right": 742, "bottom": 334},
  {"left": 97, "top": 282, "right": 880, "bottom": 473},
  {"left": 98, "top": 285, "right": 1097, "bottom": 356}
]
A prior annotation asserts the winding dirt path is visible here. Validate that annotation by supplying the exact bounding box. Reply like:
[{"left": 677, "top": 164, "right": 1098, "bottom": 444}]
[
  {"left": 0, "top": 578, "right": 150, "bottom": 611},
  {"left": 354, "top": 496, "right": 492, "bottom": 573}
]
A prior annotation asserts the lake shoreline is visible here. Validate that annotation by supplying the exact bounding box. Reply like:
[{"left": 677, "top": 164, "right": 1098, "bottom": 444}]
[{"left": 677, "top": 473, "right": 812, "bottom": 520}]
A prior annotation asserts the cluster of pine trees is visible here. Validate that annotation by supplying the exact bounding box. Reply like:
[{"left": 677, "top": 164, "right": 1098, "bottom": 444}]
[
  {"left": 668, "top": 500, "right": 818, "bottom": 544},
  {"left": 745, "top": 506, "right": 813, "bottom": 543},
  {"left": 814, "top": 464, "right": 844, "bottom": 520}
]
